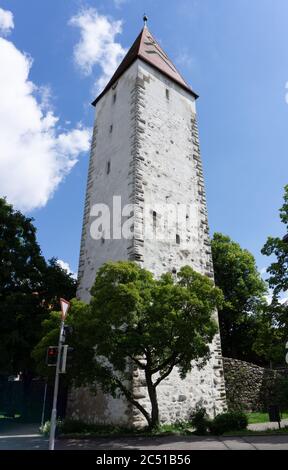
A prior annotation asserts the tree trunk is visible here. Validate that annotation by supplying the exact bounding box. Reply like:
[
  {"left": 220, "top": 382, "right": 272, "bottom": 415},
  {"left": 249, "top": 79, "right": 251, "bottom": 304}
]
[{"left": 145, "top": 370, "right": 159, "bottom": 429}]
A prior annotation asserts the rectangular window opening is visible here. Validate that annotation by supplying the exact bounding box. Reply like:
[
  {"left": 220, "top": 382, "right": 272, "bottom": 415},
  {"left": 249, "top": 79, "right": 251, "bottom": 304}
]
[
  {"left": 176, "top": 234, "right": 180, "bottom": 245},
  {"left": 166, "top": 89, "right": 170, "bottom": 100},
  {"left": 107, "top": 161, "right": 111, "bottom": 174},
  {"left": 152, "top": 211, "right": 157, "bottom": 231},
  {"left": 109, "top": 124, "right": 113, "bottom": 133},
  {"left": 113, "top": 93, "right": 117, "bottom": 103}
]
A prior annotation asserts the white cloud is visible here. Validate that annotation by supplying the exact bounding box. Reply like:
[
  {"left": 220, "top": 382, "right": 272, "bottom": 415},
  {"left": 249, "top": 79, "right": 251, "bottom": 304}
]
[
  {"left": 57, "top": 259, "right": 77, "bottom": 280},
  {"left": 264, "top": 288, "right": 288, "bottom": 306},
  {"left": 264, "top": 290, "right": 273, "bottom": 305},
  {"left": 0, "top": 7, "right": 14, "bottom": 35},
  {"left": 114, "top": 0, "right": 129, "bottom": 8},
  {"left": 0, "top": 10, "right": 91, "bottom": 212},
  {"left": 260, "top": 267, "right": 267, "bottom": 276},
  {"left": 69, "top": 8, "right": 126, "bottom": 93}
]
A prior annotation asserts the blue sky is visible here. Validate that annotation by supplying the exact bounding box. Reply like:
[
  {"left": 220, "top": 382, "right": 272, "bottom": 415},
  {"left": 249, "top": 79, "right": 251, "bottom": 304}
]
[{"left": 0, "top": 0, "right": 287, "bottom": 278}]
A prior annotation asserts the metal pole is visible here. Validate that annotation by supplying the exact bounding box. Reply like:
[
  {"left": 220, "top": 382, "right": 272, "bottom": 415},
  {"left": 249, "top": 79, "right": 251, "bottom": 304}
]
[
  {"left": 41, "top": 380, "right": 48, "bottom": 428},
  {"left": 49, "top": 319, "right": 64, "bottom": 450}
]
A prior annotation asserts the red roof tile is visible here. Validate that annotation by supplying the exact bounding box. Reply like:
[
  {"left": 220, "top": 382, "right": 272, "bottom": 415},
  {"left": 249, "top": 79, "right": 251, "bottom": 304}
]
[{"left": 92, "top": 26, "right": 198, "bottom": 106}]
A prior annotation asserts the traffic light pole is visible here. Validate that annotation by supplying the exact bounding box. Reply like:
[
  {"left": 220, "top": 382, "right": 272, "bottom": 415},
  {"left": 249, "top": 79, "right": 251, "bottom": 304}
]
[{"left": 48, "top": 318, "right": 65, "bottom": 451}]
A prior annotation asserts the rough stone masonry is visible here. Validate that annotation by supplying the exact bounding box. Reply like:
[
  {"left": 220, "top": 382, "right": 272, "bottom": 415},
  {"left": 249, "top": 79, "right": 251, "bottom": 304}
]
[{"left": 68, "top": 25, "right": 227, "bottom": 426}]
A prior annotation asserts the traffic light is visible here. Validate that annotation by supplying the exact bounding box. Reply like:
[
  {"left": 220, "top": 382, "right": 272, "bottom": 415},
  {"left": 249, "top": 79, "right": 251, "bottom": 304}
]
[{"left": 46, "top": 346, "right": 58, "bottom": 366}]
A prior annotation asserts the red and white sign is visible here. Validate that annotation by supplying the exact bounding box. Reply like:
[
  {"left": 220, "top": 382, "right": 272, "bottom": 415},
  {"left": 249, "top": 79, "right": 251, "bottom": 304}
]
[{"left": 60, "top": 298, "right": 70, "bottom": 320}]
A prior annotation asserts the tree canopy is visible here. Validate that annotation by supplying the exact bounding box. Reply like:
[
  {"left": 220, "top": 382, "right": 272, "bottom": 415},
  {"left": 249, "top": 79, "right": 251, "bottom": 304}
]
[
  {"left": 33, "top": 261, "right": 223, "bottom": 429},
  {"left": 211, "top": 232, "right": 267, "bottom": 363},
  {"left": 0, "top": 198, "right": 77, "bottom": 378},
  {"left": 257, "top": 185, "right": 288, "bottom": 365},
  {"left": 262, "top": 184, "right": 288, "bottom": 297}
]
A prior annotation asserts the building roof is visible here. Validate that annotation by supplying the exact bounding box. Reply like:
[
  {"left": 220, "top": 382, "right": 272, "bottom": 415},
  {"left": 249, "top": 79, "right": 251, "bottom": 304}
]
[{"left": 92, "top": 25, "right": 198, "bottom": 106}]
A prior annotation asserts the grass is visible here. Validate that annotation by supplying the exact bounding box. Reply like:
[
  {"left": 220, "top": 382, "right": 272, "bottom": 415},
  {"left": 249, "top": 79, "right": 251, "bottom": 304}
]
[
  {"left": 0, "top": 414, "right": 21, "bottom": 420},
  {"left": 247, "top": 411, "right": 288, "bottom": 424}
]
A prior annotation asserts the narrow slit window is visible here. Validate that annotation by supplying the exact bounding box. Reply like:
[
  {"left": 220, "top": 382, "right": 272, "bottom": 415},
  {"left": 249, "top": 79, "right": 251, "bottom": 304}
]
[
  {"left": 166, "top": 89, "right": 170, "bottom": 100},
  {"left": 152, "top": 211, "right": 157, "bottom": 231},
  {"left": 176, "top": 234, "right": 180, "bottom": 245},
  {"left": 107, "top": 161, "right": 111, "bottom": 174},
  {"left": 109, "top": 124, "right": 113, "bottom": 133},
  {"left": 113, "top": 93, "right": 117, "bottom": 103}
]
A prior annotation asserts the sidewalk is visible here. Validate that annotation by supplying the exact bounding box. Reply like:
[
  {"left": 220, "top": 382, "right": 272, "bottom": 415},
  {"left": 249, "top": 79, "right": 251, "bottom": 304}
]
[
  {"left": 0, "top": 422, "right": 288, "bottom": 450},
  {"left": 56, "top": 434, "right": 288, "bottom": 450}
]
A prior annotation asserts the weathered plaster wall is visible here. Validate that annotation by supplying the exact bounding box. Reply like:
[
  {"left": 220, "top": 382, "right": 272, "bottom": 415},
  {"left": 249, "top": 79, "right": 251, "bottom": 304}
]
[
  {"left": 66, "top": 385, "right": 132, "bottom": 426},
  {"left": 135, "top": 61, "right": 212, "bottom": 279},
  {"left": 129, "top": 61, "right": 226, "bottom": 424},
  {"left": 73, "top": 62, "right": 139, "bottom": 426},
  {"left": 77, "top": 61, "right": 139, "bottom": 304}
]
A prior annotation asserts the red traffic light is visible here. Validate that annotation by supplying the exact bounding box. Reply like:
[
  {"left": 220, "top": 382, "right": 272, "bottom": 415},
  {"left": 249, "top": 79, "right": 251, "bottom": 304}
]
[{"left": 46, "top": 346, "right": 58, "bottom": 366}]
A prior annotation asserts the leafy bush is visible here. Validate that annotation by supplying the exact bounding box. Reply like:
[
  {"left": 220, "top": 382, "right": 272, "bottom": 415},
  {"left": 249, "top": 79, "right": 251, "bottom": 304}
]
[
  {"left": 61, "top": 420, "right": 90, "bottom": 434},
  {"left": 39, "top": 420, "right": 63, "bottom": 437},
  {"left": 209, "top": 411, "right": 248, "bottom": 435},
  {"left": 189, "top": 407, "right": 209, "bottom": 435}
]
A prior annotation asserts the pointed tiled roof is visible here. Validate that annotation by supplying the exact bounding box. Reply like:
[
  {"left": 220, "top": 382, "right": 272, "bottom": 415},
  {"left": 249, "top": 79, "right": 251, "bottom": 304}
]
[{"left": 92, "top": 26, "right": 198, "bottom": 106}]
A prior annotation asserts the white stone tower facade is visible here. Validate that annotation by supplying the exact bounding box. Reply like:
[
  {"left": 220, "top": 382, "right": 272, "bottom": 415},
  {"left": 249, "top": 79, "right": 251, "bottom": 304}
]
[{"left": 69, "top": 25, "right": 226, "bottom": 425}]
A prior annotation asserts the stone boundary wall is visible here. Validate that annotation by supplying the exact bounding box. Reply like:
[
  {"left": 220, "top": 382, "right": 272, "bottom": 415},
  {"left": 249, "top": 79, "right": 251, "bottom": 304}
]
[{"left": 223, "top": 357, "right": 288, "bottom": 412}]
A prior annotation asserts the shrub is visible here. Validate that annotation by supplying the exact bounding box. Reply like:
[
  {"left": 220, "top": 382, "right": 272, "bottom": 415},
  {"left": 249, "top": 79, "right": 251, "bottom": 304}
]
[
  {"left": 60, "top": 420, "right": 89, "bottom": 434},
  {"left": 209, "top": 411, "right": 248, "bottom": 435},
  {"left": 189, "top": 407, "right": 209, "bottom": 435},
  {"left": 39, "top": 420, "right": 63, "bottom": 437}
]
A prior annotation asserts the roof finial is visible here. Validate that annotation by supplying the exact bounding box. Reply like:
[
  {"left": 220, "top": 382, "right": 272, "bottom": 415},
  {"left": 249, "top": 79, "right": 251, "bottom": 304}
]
[{"left": 143, "top": 14, "right": 148, "bottom": 27}]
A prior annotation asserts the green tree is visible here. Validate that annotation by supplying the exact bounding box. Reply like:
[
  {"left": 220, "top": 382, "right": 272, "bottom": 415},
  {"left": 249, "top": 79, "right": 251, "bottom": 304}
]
[
  {"left": 258, "top": 185, "right": 288, "bottom": 365},
  {"left": 211, "top": 233, "right": 267, "bottom": 363},
  {"left": 262, "top": 185, "right": 288, "bottom": 296},
  {"left": 33, "top": 261, "right": 223, "bottom": 429},
  {"left": 0, "top": 198, "right": 77, "bottom": 381}
]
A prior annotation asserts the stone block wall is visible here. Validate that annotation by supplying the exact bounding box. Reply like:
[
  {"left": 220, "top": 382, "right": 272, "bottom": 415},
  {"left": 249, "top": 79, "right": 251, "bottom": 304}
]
[{"left": 223, "top": 357, "right": 288, "bottom": 412}]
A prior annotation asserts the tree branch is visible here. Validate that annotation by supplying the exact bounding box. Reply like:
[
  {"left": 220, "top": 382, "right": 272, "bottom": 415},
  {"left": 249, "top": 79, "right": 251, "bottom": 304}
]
[
  {"left": 151, "top": 351, "right": 178, "bottom": 374},
  {"left": 153, "top": 355, "right": 184, "bottom": 388},
  {"left": 115, "top": 378, "right": 151, "bottom": 427}
]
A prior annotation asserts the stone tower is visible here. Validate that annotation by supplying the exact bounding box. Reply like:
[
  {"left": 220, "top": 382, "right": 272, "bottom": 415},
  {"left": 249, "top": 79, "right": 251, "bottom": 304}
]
[{"left": 71, "top": 23, "right": 226, "bottom": 425}]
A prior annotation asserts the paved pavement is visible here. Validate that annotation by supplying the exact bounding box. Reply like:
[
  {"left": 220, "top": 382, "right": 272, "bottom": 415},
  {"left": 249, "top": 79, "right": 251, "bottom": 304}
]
[
  {"left": 0, "top": 423, "right": 48, "bottom": 450},
  {"left": 0, "top": 423, "right": 288, "bottom": 450},
  {"left": 56, "top": 434, "right": 288, "bottom": 451}
]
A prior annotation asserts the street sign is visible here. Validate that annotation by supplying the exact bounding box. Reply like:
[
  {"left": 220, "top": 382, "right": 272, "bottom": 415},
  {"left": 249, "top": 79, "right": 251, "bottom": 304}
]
[{"left": 60, "top": 298, "right": 70, "bottom": 320}]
